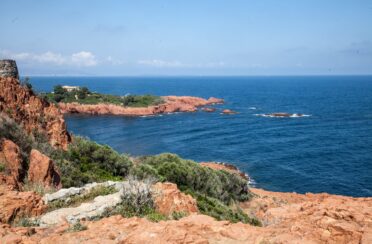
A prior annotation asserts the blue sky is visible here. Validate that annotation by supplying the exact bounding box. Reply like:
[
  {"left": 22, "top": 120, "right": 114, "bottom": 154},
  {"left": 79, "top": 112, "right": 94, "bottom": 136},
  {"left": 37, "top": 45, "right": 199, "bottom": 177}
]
[{"left": 1, "top": 0, "right": 371, "bottom": 75}]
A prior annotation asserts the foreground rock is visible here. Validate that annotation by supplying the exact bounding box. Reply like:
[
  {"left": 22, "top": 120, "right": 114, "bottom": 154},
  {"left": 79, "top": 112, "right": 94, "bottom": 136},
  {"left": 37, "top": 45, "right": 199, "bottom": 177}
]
[
  {"left": 1, "top": 184, "right": 371, "bottom": 243},
  {"left": 152, "top": 182, "right": 198, "bottom": 217},
  {"left": 58, "top": 96, "right": 223, "bottom": 116},
  {"left": 0, "top": 140, "right": 24, "bottom": 189},
  {"left": 40, "top": 181, "right": 197, "bottom": 226},
  {"left": 0, "top": 185, "right": 46, "bottom": 224},
  {"left": 40, "top": 181, "right": 125, "bottom": 226},
  {"left": 0, "top": 77, "right": 70, "bottom": 149},
  {"left": 241, "top": 188, "right": 372, "bottom": 243},
  {"left": 28, "top": 149, "right": 62, "bottom": 189}
]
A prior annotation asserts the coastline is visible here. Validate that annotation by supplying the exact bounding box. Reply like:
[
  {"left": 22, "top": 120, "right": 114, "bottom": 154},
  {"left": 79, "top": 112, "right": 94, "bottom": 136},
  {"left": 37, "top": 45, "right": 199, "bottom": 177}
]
[{"left": 58, "top": 96, "right": 224, "bottom": 116}]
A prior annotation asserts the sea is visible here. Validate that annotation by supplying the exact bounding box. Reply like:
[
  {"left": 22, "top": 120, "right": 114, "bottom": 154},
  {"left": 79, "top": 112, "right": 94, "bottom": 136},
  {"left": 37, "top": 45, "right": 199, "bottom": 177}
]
[{"left": 28, "top": 76, "right": 372, "bottom": 197}]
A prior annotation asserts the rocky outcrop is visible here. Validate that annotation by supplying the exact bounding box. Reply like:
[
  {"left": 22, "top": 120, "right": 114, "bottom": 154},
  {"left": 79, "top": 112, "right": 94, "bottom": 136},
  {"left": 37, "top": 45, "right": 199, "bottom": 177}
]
[
  {"left": 0, "top": 77, "right": 70, "bottom": 149},
  {"left": 200, "top": 162, "right": 249, "bottom": 180},
  {"left": 240, "top": 188, "right": 372, "bottom": 244},
  {"left": 0, "top": 140, "right": 23, "bottom": 181},
  {"left": 152, "top": 182, "right": 198, "bottom": 217},
  {"left": 28, "top": 149, "right": 61, "bottom": 189},
  {"left": 201, "top": 107, "right": 216, "bottom": 112},
  {"left": 0, "top": 185, "right": 46, "bottom": 224},
  {"left": 0, "top": 140, "right": 24, "bottom": 190},
  {"left": 40, "top": 187, "right": 123, "bottom": 227},
  {"left": 58, "top": 96, "right": 224, "bottom": 116},
  {"left": 222, "top": 109, "right": 238, "bottom": 114},
  {"left": 0, "top": 186, "right": 371, "bottom": 243}
]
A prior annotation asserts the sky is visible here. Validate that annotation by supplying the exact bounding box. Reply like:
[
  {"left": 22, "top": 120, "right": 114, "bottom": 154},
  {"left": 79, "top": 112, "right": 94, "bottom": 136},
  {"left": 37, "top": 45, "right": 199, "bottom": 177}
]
[{"left": 0, "top": 0, "right": 372, "bottom": 76}]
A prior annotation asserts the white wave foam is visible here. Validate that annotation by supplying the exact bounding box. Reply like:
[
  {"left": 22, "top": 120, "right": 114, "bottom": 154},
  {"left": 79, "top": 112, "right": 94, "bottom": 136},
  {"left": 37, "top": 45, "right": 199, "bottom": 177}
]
[
  {"left": 254, "top": 113, "right": 311, "bottom": 118},
  {"left": 248, "top": 107, "right": 257, "bottom": 110}
]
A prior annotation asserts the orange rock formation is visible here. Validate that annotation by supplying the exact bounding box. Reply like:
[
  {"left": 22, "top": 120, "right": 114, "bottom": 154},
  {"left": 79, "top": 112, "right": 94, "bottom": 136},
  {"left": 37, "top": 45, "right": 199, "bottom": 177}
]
[
  {"left": 58, "top": 96, "right": 223, "bottom": 116},
  {"left": 152, "top": 182, "right": 198, "bottom": 217},
  {"left": 28, "top": 149, "right": 61, "bottom": 189},
  {"left": 0, "top": 77, "right": 70, "bottom": 149}
]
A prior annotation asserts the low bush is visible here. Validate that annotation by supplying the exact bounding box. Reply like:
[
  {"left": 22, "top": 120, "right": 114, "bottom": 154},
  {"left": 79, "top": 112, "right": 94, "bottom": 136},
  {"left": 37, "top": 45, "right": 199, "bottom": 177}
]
[
  {"left": 13, "top": 217, "right": 40, "bottom": 227},
  {"left": 186, "top": 190, "right": 261, "bottom": 226},
  {"left": 22, "top": 180, "right": 57, "bottom": 196},
  {"left": 133, "top": 153, "right": 251, "bottom": 204},
  {"left": 55, "top": 137, "right": 132, "bottom": 187},
  {"left": 0, "top": 114, "right": 33, "bottom": 164},
  {"left": 66, "top": 221, "right": 87, "bottom": 232}
]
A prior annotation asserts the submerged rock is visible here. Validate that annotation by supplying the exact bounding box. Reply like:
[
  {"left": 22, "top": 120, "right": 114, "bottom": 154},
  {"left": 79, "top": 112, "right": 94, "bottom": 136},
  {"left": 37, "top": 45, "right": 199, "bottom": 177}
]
[
  {"left": 201, "top": 107, "right": 216, "bottom": 112},
  {"left": 222, "top": 109, "right": 238, "bottom": 114}
]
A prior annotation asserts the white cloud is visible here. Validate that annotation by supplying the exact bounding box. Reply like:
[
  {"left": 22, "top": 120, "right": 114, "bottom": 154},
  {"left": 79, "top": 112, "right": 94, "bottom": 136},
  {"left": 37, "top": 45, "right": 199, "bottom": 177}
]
[
  {"left": 138, "top": 59, "right": 184, "bottom": 68},
  {"left": 137, "top": 59, "right": 226, "bottom": 68},
  {"left": 34, "top": 51, "right": 65, "bottom": 65},
  {"left": 0, "top": 50, "right": 97, "bottom": 67},
  {"left": 106, "top": 56, "right": 124, "bottom": 65}
]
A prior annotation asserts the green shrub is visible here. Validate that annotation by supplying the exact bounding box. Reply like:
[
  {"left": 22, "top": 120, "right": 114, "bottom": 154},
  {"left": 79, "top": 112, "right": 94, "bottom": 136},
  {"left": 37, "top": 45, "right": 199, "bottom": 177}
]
[
  {"left": 55, "top": 137, "right": 132, "bottom": 187},
  {"left": 22, "top": 180, "right": 57, "bottom": 196},
  {"left": 171, "top": 211, "right": 187, "bottom": 220},
  {"left": 48, "top": 185, "right": 117, "bottom": 211},
  {"left": 13, "top": 217, "right": 40, "bottom": 227},
  {"left": 187, "top": 191, "right": 261, "bottom": 226},
  {"left": 66, "top": 221, "right": 87, "bottom": 232},
  {"left": 43, "top": 86, "right": 163, "bottom": 107},
  {"left": 0, "top": 162, "right": 5, "bottom": 172},
  {"left": 134, "top": 153, "right": 251, "bottom": 204},
  {"left": 146, "top": 212, "right": 168, "bottom": 222},
  {"left": 0, "top": 114, "right": 33, "bottom": 164}
]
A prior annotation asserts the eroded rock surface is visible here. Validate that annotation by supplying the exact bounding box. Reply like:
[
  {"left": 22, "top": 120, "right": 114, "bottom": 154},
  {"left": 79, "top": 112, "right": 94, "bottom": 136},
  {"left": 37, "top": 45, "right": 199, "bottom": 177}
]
[
  {"left": 0, "top": 185, "right": 46, "bottom": 224},
  {"left": 0, "top": 77, "right": 70, "bottom": 149},
  {"left": 241, "top": 188, "right": 372, "bottom": 244},
  {"left": 58, "top": 96, "right": 224, "bottom": 116},
  {"left": 28, "top": 149, "right": 61, "bottom": 189},
  {"left": 0, "top": 140, "right": 24, "bottom": 190},
  {"left": 152, "top": 182, "right": 198, "bottom": 217}
]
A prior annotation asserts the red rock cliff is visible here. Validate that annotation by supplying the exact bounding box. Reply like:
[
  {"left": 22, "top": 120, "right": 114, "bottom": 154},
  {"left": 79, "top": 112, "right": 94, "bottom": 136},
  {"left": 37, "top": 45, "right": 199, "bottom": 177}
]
[{"left": 0, "top": 77, "right": 70, "bottom": 150}]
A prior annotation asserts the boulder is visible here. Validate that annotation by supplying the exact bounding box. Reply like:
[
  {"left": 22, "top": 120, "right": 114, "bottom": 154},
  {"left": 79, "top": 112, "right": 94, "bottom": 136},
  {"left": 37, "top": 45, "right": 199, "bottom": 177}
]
[
  {"left": 28, "top": 149, "right": 61, "bottom": 189},
  {"left": 0, "top": 140, "right": 23, "bottom": 181},
  {"left": 152, "top": 182, "right": 198, "bottom": 217},
  {"left": 0, "top": 185, "right": 46, "bottom": 223}
]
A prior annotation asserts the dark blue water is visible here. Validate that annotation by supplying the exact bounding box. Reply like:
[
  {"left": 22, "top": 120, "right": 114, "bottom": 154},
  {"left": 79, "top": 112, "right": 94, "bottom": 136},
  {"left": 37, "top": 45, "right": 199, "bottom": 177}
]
[{"left": 29, "top": 76, "right": 372, "bottom": 197}]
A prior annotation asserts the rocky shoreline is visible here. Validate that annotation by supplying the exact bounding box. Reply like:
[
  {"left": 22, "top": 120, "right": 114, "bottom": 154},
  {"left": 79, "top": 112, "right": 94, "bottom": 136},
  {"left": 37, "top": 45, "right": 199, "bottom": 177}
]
[
  {"left": 1, "top": 62, "right": 371, "bottom": 243},
  {"left": 58, "top": 96, "right": 224, "bottom": 116}
]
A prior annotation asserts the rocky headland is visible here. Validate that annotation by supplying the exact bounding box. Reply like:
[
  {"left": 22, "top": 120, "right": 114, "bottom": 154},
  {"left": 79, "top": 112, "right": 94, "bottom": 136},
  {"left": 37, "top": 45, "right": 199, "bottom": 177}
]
[
  {"left": 0, "top": 61, "right": 371, "bottom": 243},
  {"left": 58, "top": 96, "right": 224, "bottom": 116}
]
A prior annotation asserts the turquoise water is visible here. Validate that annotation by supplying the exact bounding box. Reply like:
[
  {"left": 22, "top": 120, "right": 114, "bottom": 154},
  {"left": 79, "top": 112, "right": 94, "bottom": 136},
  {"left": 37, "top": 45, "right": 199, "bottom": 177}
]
[{"left": 30, "top": 76, "right": 372, "bottom": 197}]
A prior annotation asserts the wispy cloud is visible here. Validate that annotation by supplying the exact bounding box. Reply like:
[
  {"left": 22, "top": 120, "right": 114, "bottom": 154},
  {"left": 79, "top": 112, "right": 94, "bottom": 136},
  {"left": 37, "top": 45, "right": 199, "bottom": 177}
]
[
  {"left": 137, "top": 59, "right": 226, "bottom": 68},
  {"left": 138, "top": 59, "right": 183, "bottom": 68},
  {"left": 1, "top": 50, "right": 98, "bottom": 67}
]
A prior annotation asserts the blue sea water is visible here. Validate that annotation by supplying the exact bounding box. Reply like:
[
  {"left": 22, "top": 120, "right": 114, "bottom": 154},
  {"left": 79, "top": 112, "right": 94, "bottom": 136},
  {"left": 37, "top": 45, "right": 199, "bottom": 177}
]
[{"left": 29, "top": 76, "right": 372, "bottom": 197}]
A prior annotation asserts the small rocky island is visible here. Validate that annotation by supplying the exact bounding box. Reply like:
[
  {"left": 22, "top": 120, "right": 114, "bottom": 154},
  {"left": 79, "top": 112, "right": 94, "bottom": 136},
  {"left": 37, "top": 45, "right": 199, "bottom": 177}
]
[{"left": 42, "top": 85, "right": 224, "bottom": 116}]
